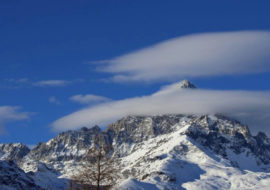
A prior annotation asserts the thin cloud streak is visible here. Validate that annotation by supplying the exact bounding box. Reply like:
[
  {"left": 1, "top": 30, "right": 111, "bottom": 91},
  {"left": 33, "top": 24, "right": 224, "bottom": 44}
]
[
  {"left": 49, "top": 96, "right": 61, "bottom": 105},
  {"left": 52, "top": 83, "right": 270, "bottom": 135},
  {"left": 33, "top": 80, "right": 71, "bottom": 87},
  {"left": 97, "top": 31, "right": 270, "bottom": 82},
  {"left": 1, "top": 78, "right": 80, "bottom": 88},
  {"left": 70, "top": 94, "right": 111, "bottom": 104}
]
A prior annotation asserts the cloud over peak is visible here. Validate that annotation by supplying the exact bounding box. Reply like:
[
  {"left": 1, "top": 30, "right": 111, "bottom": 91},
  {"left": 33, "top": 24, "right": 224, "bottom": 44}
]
[
  {"left": 97, "top": 31, "right": 270, "bottom": 82},
  {"left": 52, "top": 80, "right": 270, "bottom": 135}
]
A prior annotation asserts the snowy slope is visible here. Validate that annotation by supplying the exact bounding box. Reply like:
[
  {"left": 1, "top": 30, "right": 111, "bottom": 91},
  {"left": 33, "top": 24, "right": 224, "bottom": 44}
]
[{"left": 114, "top": 116, "right": 270, "bottom": 190}]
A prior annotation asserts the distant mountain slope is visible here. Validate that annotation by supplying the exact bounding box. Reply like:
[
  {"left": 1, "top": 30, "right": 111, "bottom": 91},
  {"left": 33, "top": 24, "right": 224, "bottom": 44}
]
[{"left": 0, "top": 143, "right": 30, "bottom": 162}]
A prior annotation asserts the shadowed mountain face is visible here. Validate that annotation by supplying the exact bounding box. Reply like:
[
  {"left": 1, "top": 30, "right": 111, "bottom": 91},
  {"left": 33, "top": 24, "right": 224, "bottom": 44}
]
[
  {"left": 0, "top": 160, "right": 44, "bottom": 190},
  {"left": 1, "top": 114, "right": 270, "bottom": 189}
]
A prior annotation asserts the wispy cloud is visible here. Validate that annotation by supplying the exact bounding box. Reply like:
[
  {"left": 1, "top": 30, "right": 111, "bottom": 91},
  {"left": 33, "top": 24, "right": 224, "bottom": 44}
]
[
  {"left": 1, "top": 78, "right": 81, "bottom": 88},
  {"left": 49, "top": 96, "right": 60, "bottom": 105},
  {"left": 6, "top": 78, "right": 29, "bottom": 84},
  {"left": 70, "top": 94, "right": 111, "bottom": 105},
  {"left": 0, "top": 106, "right": 30, "bottom": 134},
  {"left": 52, "top": 81, "right": 270, "bottom": 135},
  {"left": 0, "top": 78, "right": 30, "bottom": 89},
  {"left": 97, "top": 31, "right": 270, "bottom": 82},
  {"left": 33, "top": 80, "right": 71, "bottom": 87}
]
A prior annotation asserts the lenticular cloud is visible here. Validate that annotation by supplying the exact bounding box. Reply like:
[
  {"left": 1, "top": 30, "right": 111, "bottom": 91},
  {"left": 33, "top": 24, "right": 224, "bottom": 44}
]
[
  {"left": 52, "top": 82, "right": 270, "bottom": 135},
  {"left": 97, "top": 31, "right": 270, "bottom": 82}
]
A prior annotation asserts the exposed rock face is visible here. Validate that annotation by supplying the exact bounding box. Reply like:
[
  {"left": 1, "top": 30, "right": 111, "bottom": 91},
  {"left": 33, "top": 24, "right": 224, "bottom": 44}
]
[
  {"left": 0, "top": 143, "right": 30, "bottom": 162},
  {"left": 185, "top": 115, "right": 270, "bottom": 165},
  {"left": 107, "top": 115, "right": 184, "bottom": 143},
  {"left": 26, "top": 125, "right": 103, "bottom": 162},
  {"left": 25, "top": 115, "right": 190, "bottom": 162},
  {"left": 12, "top": 114, "right": 270, "bottom": 168},
  {"left": 0, "top": 160, "right": 44, "bottom": 190}
]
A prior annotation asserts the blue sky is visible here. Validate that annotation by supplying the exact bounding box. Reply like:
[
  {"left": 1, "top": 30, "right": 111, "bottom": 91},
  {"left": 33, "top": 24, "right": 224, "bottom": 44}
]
[{"left": 1, "top": 0, "right": 270, "bottom": 145}]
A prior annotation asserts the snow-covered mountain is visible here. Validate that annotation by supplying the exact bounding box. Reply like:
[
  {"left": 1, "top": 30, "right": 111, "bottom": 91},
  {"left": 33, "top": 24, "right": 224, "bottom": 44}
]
[
  {"left": 112, "top": 115, "right": 270, "bottom": 190},
  {"left": 0, "top": 143, "right": 30, "bottom": 162},
  {"left": 1, "top": 81, "right": 270, "bottom": 189},
  {"left": 2, "top": 114, "right": 270, "bottom": 189}
]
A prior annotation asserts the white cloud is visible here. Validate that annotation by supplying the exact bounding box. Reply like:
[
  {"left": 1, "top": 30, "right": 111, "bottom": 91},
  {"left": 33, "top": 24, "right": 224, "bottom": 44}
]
[
  {"left": 0, "top": 106, "right": 30, "bottom": 134},
  {"left": 49, "top": 96, "right": 60, "bottom": 105},
  {"left": 70, "top": 94, "right": 111, "bottom": 104},
  {"left": 1, "top": 78, "right": 30, "bottom": 89},
  {"left": 33, "top": 80, "right": 70, "bottom": 87},
  {"left": 52, "top": 81, "right": 270, "bottom": 135},
  {"left": 97, "top": 31, "right": 270, "bottom": 82}
]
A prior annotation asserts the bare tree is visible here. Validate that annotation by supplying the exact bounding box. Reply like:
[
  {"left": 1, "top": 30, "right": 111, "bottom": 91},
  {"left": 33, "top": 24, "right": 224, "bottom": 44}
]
[{"left": 69, "top": 135, "right": 120, "bottom": 190}]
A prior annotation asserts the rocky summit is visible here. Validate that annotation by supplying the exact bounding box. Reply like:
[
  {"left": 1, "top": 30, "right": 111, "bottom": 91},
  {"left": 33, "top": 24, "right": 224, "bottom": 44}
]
[
  {"left": 178, "top": 80, "right": 197, "bottom": 89},
  {"left": 1, "top": 114, "right": 270, "bottom": 189}
]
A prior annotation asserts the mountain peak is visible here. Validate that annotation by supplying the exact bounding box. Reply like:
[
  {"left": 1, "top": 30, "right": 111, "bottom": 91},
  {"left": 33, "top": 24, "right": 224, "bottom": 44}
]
[{"left": 178, "top": 80, "right": 197, "bottom": 89}]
